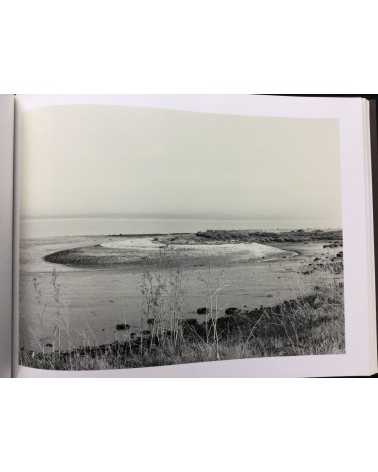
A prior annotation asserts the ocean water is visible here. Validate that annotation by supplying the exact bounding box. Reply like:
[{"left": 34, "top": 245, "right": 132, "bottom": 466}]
[{"left": 20, "top": 216, "right": 338, "bottom": 239}]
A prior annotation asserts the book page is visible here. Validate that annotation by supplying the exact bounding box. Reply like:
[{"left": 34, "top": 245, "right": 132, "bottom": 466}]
[
  {"left": 0, "top": 95, "right": 14, "bottom": 378},
  {"left": 14, "top": 95, "right": 376, "bottom": 377}
]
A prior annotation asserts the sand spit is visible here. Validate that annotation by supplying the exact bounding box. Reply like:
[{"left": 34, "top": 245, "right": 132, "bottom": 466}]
[
  {"left": 43, "top": 229, "right": 342, "bottom": 268},
  {"left": 44, "top": 236, "right": 289, "bottom": 268}
]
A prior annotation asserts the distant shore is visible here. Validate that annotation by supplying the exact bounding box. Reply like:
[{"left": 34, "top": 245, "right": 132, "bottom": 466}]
[{"left": 105, "top": 228, "right": 342, "bottom": 243}]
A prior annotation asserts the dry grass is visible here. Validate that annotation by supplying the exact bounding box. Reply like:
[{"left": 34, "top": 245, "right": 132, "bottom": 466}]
[{"left": 20, "top": 253, "right": 345, "bottom": 371}]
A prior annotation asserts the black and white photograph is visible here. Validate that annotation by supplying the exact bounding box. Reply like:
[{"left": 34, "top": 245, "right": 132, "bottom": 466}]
[{"left": 17, "top": 98, "right": 345, "bottom": 370}]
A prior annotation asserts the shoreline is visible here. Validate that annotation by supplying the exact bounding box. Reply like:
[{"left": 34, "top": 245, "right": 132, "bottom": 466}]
[
  {"left": 20, "top": 229, "right": 344, "bottom": 358},
  {"left": 20, "top": 287, "right": 345, "bottom": 370},
  {"left": 42, "top": 229, "right": 342, "bottom": 269}
]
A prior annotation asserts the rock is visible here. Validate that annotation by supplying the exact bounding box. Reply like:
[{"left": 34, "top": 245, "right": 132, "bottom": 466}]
[
  {"left": 197, "top": 307, "right": 209, "bottom": 315},
  {"left": 116, "top": 323, "right": 130, "bottom": 331},
  {"left": 225, "top": 307, "right": 241, "bottom": 316}
]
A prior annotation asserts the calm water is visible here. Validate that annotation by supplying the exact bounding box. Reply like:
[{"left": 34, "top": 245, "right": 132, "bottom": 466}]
[
  {"left": 21, "top": 216, "right": 338, "bottom": 239},
  {"left": 19, "top": 218, "right": 337, "bottom": 350}
]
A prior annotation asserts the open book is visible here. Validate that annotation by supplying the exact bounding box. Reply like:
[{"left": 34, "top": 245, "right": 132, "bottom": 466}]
[{"left": 0, "top": 94, "right": 376, "bottom": 377}]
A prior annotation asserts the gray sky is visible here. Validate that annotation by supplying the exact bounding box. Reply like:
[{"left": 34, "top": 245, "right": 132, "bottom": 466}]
[{"left": 18, "top": 104, "right": 341, "bottom": 225}]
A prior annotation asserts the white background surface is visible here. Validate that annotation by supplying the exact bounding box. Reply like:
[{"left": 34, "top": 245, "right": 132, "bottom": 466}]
[{"left": 1, "top": 1, "right": 378, "bottom": 472}]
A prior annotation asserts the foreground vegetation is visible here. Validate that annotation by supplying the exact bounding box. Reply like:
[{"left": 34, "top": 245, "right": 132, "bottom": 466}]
[
  {"left": 20, "top": 291, "right": 344, "bottom": 370},
  {"left": 20, "top": 253, "right": 345, "bottom": 370}
]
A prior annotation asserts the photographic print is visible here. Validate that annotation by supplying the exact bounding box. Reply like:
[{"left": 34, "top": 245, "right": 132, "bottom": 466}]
[{"left": 18, "top": 102, "right": 344, "bottom": 370}]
